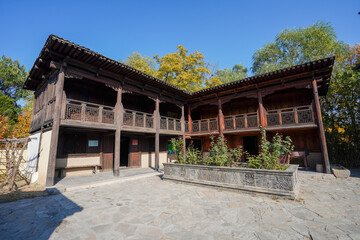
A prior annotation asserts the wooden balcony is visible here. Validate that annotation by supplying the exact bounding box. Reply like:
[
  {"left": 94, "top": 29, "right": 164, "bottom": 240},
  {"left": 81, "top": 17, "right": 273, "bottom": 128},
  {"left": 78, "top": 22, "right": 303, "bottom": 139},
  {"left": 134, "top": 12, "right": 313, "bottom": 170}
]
[
  {"left": 191, "top": 118, "right": 219, "bottom": 135},
  {"left": 266, "top": 105, "right": 316, "bottom": 129},
  {"left": 223, "top": 112, "right": 259, "bottom": 133},
  {"left": 61, "top": 99, "right": 115, "bottom": 130}
]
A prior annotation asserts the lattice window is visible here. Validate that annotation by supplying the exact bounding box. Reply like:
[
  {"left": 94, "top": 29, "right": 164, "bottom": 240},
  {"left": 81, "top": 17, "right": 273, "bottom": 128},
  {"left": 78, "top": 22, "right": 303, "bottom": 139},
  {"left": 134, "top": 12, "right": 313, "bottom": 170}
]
[
  {"left": 247, "top": 115, "right": 258, "bottom": 128},
  {"left": 85, "top": 106, "right": 99, "bottom": 122},
  {"left": 160, "top": 118, "right": 167, "bottom": 129},
  {"left": 135, "top": 113, "right": 144, "bottom": 127},
  {"left": 175, "top": 120, "right": 181, "bottom": 131},
  {"left": 235, "top": 116, "right": 245, "bottom": 129},
  {"left": 298, "top": 110, "right": 313, "bottom": 123},
  {"left": 192, "top": 122, "right": 200, "bottom": 132},
  {"left": 267, "top": 113, "right": 280, "bottom": 126},
  {"left": 146, "top": 115, "right": 153, "bottom": 128},
  {"left": 102, "top": 109, "right": 114, "bottom": 124},
  {"left": 209, "top": 119, "right": 218, "bottom": 131},
  {"left": 281, "top": 112, "right": 295, "bottom": 125},
  {"left": 168, "top": 119, "right": 175, "bottom": 130},
  {"left": 65, "top": 103, "right": 81, "bottom": 120},
  {"left": 200, "top": 121, "right": 208, "bottom": 132},
  {"left": 123, "top": 111, "right": 133, "bottom": 126},
  {"left": 224, "top": 118, "right": 234, "bottom": 130}
]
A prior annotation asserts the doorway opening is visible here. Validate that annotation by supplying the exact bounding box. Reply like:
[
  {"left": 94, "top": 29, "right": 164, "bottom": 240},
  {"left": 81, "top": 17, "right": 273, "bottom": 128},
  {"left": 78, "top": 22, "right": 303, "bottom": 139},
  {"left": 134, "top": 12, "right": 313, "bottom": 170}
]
[
  {"left": 243, "top": 136, "right": 259, "bottom": 156},
  {"left": 120, "top": 136, "right": 130, "bottom": 167}
]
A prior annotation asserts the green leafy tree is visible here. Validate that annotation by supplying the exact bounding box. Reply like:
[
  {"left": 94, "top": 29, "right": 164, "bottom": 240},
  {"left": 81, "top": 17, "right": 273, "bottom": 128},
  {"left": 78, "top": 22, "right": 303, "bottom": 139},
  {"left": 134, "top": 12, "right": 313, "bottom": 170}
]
[
  {"left": 0, "top": 55, "right": 30, "bottom": 128},
  {"left": 215, "top": 63, "right": 248, "bottom": 84},
  {"left": 0, "top": 55, "right": 29, "bottom": 100},
  {"left": 252, "top": 22, "right": 344, "bottom": 74},
  {"left": 122, "top": 52, "right": 158, "bottom": 77},
  {"left": 154, "top": 45, "right": 221, "bottom": 92},
  {"left": 323, "top": 44, "right": 360, "bottom": 167}
]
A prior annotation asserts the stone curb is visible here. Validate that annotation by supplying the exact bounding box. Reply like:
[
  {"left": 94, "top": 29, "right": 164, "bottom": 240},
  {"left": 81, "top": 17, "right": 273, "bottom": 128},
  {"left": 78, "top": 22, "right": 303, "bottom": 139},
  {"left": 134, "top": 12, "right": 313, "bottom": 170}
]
[{"left": 47, "top": 172, "right": 162, "bottom": 194}]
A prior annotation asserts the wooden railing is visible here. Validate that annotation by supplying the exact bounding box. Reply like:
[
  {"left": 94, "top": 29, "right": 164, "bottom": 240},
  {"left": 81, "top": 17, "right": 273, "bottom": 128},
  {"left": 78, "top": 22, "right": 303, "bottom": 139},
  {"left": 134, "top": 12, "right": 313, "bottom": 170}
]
[
  {"left": 123, "top": 109, "right": 154, "bottom": 128},
  {"left": 266, "top": 105, "right": 314, "bottom": 127},
  {"left": 160, "top": 116, "right": 182, "bottom": 131},
  {"left": 64, "top": 99, "right": 115, "bottom": 124},
  {"left": 192, "top": 118, "right": 218, "bottom": 133},
  {"left": 224, "top": 112, "right": 259, "bottom": 130}
]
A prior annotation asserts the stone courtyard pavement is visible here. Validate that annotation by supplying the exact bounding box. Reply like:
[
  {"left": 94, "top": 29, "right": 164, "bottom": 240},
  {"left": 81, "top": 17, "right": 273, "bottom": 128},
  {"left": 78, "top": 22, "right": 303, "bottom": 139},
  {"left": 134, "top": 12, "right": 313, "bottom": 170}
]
[{"left": 1, "top": 171, "right": 360, "bottom": 240}]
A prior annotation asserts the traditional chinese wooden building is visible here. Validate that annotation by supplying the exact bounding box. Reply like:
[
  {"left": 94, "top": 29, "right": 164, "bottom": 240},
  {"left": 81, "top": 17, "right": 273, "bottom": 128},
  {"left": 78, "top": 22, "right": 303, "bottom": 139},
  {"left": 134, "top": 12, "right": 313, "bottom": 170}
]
[{"left": 24, "top": 35, "right": 334, "bottom": 186}]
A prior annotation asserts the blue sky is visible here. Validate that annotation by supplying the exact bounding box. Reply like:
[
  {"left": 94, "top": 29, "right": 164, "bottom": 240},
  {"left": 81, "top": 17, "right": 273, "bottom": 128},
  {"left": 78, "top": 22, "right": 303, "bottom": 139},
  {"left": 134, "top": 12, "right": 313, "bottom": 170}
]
[{"left": 0, "top": 0, "right": 359, "bottom": 75}]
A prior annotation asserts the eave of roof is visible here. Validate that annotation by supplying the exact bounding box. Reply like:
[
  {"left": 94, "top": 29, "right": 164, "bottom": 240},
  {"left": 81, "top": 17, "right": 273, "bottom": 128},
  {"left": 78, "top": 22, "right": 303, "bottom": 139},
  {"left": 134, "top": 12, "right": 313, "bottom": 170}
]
[{"left": 24, "top": 35, "right": 335, "bottom": 98}]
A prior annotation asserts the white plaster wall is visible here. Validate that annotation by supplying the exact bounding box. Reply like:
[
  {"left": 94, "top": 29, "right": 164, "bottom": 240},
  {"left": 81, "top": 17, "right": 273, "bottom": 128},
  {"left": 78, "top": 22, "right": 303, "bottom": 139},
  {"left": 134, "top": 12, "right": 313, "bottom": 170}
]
[
  {"left": 56, "top": 156, "right": 100, "bottom": 168},
  {"left": 37, "top": 130, "right": 52, "bottom": 186},
  {"left": 141, "top": 152, "right": 168, "bottom": 169},
  {"left": 23, "top": 132, "right": 41, "bottom": 183}
]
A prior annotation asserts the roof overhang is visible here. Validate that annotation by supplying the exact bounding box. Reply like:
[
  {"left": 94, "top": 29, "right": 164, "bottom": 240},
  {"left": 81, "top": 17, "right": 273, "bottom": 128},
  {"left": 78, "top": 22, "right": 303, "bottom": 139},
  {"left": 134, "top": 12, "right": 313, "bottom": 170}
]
[{"left": 24, "top": 35, "right": 335, "bottom": 99}]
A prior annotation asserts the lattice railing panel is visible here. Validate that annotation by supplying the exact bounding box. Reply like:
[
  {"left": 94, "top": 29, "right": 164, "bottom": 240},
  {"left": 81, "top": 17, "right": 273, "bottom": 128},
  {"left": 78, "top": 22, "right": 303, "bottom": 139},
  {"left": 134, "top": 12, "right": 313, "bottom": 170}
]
[
  {"left": 281, "top": 112, "right": 295, "bottom": 125},
  {"left": 123, "top": 111, "right": 133, "bottom": 126},
  {"left": 85, "top": 106, "right": 99, "bottom": 122},
  {"left": 235, "top": 116, "right": 245, "bottom": 129},
  {"left": 298, "top": 109, "right": 313, "bottom": 123},
  {"left": 65, "top": 103, "right": 81, "bottom": 120},
  {"left": 102, "top": 109, "right": 114, "bottom": 124},
  {"left": 160, "top": 118, "right": 167, "bottom": 130},
  {"left": 224, "top": 118, "right": 234, "bottom": 130}
]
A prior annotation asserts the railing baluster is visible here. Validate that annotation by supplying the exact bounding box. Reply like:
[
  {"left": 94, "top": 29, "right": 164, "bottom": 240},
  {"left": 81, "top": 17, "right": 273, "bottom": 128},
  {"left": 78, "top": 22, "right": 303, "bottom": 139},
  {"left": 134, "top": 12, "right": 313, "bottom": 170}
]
[
  {"left": 278, "top": 110, "right": 282, "bottom": 126},
  {"left": 244, "top": 114, "right": 248, "bottom": 128},
  {"left": 294, "top": 107, "right": 299, "bottom": 124},
  {"left": 98, "top": 106, "right": 103, "bottom": 123},
  {"left": 81, "top": 103, "right": 86, "bottom": 121}
]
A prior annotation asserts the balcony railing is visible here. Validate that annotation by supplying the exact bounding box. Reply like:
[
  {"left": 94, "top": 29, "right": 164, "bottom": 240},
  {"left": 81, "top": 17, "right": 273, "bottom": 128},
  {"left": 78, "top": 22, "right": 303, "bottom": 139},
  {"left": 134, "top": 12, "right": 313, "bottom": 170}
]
[
  {"left": 64, "top": 99, "right": 115, "bottom": 124},
  {"left": 123, "top": 110, "right": 154, "bottom": 128},
  {"left": 267, "top": 105, "right": 314, "bottom": 127},
  {"left": 192, "top": 118, "right": 218, "bottom": 133},
  {"left": 224, "top": 112, "right": 259, "bottom": 130},
  {"left": 160, "top": 116, "right": 182, "bottom": 131}
]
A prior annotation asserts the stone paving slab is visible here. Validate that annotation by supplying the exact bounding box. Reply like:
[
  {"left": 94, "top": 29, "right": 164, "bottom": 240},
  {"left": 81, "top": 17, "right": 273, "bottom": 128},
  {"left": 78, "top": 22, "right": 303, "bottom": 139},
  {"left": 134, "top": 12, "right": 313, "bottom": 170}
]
[
  {"left": 1, "top": 169, "right": 360, "bottom": 239},
  {"left": 51, "top": 168, "right": 161, "bottom": 193}
]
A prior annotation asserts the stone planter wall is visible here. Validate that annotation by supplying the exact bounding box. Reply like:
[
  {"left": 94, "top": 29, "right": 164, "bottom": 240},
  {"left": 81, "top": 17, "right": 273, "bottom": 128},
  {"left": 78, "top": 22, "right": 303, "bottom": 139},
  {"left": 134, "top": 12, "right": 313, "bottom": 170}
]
[{"left": 163, "top": 163, "right": 299, "bottom": 199}]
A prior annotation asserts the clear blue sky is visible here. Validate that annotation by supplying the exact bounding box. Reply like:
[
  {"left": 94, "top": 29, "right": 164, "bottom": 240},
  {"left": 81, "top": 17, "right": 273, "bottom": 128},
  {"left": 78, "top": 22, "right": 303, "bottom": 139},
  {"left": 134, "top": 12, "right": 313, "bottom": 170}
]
[{"left": 0, "top": 0, "right": 359, "bottom": 75}]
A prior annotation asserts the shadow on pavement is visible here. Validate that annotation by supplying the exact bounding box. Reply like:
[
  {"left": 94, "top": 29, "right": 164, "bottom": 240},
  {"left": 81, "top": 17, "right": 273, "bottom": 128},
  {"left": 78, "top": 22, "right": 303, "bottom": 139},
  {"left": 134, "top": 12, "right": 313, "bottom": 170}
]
[
  {"left": 350, "top": 168, "right": 360, "bottom": 178},
  {"left": 0, "top": 189, "right": 83, "bottom": 240}
]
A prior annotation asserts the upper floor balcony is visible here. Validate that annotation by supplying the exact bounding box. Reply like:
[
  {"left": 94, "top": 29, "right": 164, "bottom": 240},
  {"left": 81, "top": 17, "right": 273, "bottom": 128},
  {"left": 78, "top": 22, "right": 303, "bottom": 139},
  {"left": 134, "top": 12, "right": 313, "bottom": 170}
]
[{"left": 61, "top": 98, "right": 183, "bottom": 134}]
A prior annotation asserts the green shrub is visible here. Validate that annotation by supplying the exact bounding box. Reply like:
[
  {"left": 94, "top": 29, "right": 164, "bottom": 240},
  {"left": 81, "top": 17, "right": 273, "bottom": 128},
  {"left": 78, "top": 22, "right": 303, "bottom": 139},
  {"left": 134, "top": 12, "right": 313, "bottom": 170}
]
[
  {"left": 246, "top": 127, "right": 294, "bottom": 170},
  {"left": 186, "top": 141, "right": 202, "bottom": 165},
  {"left": 205, "top": 136, "right": 234, "bottom": 166}
]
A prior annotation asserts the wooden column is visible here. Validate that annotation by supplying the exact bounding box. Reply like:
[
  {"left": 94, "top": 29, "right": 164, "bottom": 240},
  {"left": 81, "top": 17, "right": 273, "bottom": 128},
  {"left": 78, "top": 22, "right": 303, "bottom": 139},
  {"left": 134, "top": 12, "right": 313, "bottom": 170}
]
[
  {"left": 257, "top": 91, "right": 267, "bottom": 127},
  {"left": 46, "top": 67, "right": 65, "bottom": 186},
  {"left": 218, "top": 99, "right": 224, "bottom": 136},
  {"left": 312, "top": 79, "right": 330, "bottom": 173},
  {"left": 113, "top": 87, "right": 122, "bottom": 177},
  {"left": 155, "top": 97, "right": 160, "bottom": 170},
  {"left": 187, "top": 105, "right": 192, "bottom": 133},
  {"left": 181, "top": 105, "right": 186, "bottom": 158}
]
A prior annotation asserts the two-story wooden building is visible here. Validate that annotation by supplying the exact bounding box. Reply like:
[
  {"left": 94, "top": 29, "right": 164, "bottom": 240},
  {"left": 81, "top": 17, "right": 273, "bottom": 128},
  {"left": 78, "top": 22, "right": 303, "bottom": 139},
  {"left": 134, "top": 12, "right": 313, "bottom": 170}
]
[{"left": 24, "top": 35, "right": 334, "bottom": 186}]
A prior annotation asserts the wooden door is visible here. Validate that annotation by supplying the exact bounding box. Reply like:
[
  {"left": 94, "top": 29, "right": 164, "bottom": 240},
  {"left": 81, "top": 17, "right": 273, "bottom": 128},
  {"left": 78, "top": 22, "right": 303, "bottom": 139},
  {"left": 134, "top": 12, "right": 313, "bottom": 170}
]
[
  {"left": 102, "top": 135, "right": 114, "bottom": 170},
  {"left": 129, "top": 138, "right": 140, "bottom": 167}
]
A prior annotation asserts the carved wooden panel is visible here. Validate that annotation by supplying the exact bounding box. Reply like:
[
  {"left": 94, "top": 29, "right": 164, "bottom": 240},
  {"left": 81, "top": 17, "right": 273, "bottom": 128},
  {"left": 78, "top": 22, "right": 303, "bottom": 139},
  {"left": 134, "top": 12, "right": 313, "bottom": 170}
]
[
  {"left": 298, "top": 109, "right": 313, "bottom": 123},
  {"left": 123, "top": 111, "right": 133, "bottom": 126},
  {"left": 281, "top": 112, "right": 295, "bottom": 125},
  {"left": 65, "top": 103, "right": 82, "bottom": 120},
  {"left": 209, "top": 119, "right": 218, "bottom": 131},
  {"left": 85, "top": 106, "right": 99, "bottom": 122},
  {"left": 235, "top": 116, "right": 245, "bottom": 129},
  {"left": 160, "top": 118, "right": 167, "bottom": 130},
  {"left": 102, "top": 109, "right": 114, "bottom": 124}
]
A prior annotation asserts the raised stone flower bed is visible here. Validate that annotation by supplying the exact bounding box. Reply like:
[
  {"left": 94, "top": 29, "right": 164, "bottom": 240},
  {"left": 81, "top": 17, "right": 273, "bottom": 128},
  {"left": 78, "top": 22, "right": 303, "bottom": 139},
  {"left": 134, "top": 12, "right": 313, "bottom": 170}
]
[{"left": 163, "top": 163, "right": 299, "bottom": 199}]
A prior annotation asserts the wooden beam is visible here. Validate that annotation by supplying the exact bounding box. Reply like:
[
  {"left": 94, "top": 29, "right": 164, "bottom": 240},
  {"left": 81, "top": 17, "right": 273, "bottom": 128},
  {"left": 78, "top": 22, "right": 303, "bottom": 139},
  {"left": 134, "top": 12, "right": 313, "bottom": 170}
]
[
  {"left": 312, "top": 79, "right": 330, "bottom": 173},
  {"left": 187, "top": 105, "right": 192, "bottom": 133},
  {"left": 155, "top": 97, "right": 160, "bottom": 170},
  {"left": 46, "top": 67, "right": 65, "bottom": 186},
  {"left": 181, "top": 105, "right": 186, "bottom": 159},
  {"left": 113, "top": 87, "right": 122, "bottom": 176},
  {"left": 257, "top": 91, "right": 267, "bottom": 127},
  {"left": 218, "top": 99, "right": 224, "bottom": 136}
]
